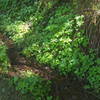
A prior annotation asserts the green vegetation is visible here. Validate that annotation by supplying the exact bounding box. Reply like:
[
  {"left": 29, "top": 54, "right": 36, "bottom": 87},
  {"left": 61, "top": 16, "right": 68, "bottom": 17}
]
[
  {"left": 11, "top": 75, "right": 52, "bottom": 100},
  {"left": 0, "top": 0, "right": 100, "bottom": 99},
  {"left": 0, "top": 43, "right": 10, "bottom": 71}
]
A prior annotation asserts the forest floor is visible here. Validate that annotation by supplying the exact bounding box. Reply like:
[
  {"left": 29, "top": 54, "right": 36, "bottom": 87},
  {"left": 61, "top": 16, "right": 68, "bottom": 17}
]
[
  {"left": 0, "top": 75, "right": 27, "bottom": 100},
  {"left": 0, "top": 33, "right": 100, "bottom": 100}
]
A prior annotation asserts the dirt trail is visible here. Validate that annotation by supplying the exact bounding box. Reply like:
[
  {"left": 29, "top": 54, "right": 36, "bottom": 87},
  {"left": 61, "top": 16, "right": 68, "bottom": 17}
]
[{"left": 0, "top": 33, "right": 55, "bottom": 79}]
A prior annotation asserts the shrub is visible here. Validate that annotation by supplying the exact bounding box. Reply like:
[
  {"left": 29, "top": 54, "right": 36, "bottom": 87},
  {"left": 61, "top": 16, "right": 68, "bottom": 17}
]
[
  {"left": 22, "top": 4, "right": 100, "bottom": 93},
  {"left": 22, "top": 4, "right": 87, "bottom": 75},
  {"left": 11, "top": 74, "right": 52, "bottom": 100}
]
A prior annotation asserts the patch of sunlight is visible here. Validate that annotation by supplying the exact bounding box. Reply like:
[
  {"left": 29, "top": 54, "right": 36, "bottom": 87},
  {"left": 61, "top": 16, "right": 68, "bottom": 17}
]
[
  {"left": 8, "top": 21, "right": 33, "bottom": 43},
  {"left": 0, "top": 40, "right": 4, "bottom": 45},
  {"left": 12, "top": 32, "right": 27, "bottom": 42},
  {"left": 6, "top": 21, "right": 32, "bottom": 33},
  {"left": 0, "top": 67, "right": 9, "bottom": 73},
  {"left": 18, "top": 22, "right": 31, "bottom": 33},
  {"left": 19, "top": 69, "right": 38, "bottom": 78},
  {"left": 92, "top": 3, "right": 100, "bottom": 10}
]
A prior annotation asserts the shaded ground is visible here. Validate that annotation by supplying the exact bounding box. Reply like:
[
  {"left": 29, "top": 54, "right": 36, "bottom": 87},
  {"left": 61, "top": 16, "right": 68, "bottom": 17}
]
[
  {"left": 0, "top": 74, "right": 100, "bottom": 100},
  {"left": 0, "top": 33, "right": 100, "bottom": 100},
  {"left": 0, "top": 75, "right": 30, "bottom": 100},
  {"left": 52, "top": 75, "right": 100, "bottom": 100}
]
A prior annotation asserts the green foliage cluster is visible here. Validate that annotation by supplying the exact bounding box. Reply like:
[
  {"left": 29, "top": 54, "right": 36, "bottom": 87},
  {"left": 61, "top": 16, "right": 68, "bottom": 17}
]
[
  {"left": 22, "top": 5, "right": 100, "bottom": 93},
  {"left": 0, "top": 43, "right": 10, "bottom": 71},
  {"left": 74, "top": 50, "right": 100, "bottom": 93},
  {"left": 23, "top": 5, "right": 87, "bottom": 74},
  {"left": 87, "top": 66, "right": 100, "bottom": 93},
  {"left": 11, "top": 75, "right": 52, "bottom": 100}
]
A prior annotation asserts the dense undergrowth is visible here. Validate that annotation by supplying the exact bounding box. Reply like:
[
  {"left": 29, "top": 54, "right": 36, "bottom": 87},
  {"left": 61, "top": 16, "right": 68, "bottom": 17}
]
[
  {"left": 0, "top": 0, "right": 100, "bottom": 99},
  {"left": 10, "top": 74, "right": 52, "bottom": 100}
]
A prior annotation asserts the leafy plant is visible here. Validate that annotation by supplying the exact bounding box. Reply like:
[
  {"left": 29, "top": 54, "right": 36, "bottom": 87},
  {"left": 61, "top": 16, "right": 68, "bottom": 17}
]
[
  {"left": 11, "top": 75, "right": 52, "bottom": 100},
  {"left": 0, "top": 42, "right": 10, "bottom": 71},
  {"left": 22, "top": 4, "right": 87, "bottom": 75}
]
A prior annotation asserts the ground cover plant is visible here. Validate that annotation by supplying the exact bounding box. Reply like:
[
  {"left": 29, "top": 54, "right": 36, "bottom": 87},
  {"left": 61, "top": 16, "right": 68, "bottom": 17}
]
[{"left": 0, "top": 42, "right": 10, "bottom": 71}]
